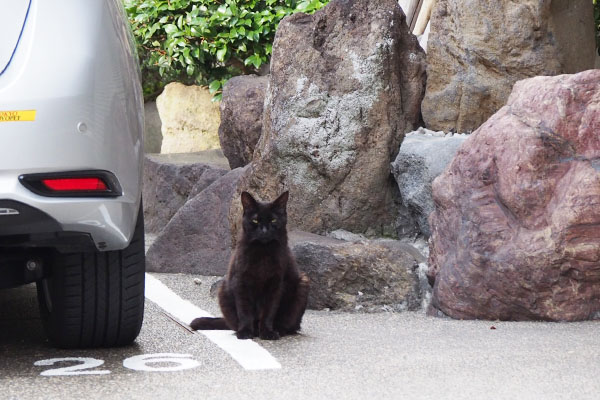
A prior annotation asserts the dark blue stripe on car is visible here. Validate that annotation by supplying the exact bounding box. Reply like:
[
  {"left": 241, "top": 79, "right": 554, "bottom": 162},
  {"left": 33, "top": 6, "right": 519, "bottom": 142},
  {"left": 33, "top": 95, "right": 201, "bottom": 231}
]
[{"left": 0, "top": 0, "right": 33, "bottom": 77}]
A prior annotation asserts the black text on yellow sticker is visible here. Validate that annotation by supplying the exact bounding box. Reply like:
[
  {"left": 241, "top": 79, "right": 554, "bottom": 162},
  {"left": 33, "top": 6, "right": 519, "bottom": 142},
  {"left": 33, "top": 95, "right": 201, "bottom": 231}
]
[{"left": 0, "top": 110, "right": 36, "bottom": 122}]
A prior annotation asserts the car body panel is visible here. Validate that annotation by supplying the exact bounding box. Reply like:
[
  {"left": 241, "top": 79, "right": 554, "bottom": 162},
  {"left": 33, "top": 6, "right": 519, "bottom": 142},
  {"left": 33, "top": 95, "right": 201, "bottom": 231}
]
[
  {"left": 0, "top": 0, "right": 31, "bottom": 75},
  {"left": 0, "top": 0, "right": 144, "bottom": 251}
]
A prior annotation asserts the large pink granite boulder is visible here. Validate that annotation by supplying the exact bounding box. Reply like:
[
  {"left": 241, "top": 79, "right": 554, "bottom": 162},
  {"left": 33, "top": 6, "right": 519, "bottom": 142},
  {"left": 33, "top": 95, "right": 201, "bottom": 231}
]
[{"left": 428, "top": 70, "right": 600, "bottom": 321}]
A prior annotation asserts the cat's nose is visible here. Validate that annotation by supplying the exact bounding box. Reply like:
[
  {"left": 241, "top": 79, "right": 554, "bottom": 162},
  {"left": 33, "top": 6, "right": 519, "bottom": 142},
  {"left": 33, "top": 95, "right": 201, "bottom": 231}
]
[{"left": 260, "top": 226, "right": 268, "bottom": 234}]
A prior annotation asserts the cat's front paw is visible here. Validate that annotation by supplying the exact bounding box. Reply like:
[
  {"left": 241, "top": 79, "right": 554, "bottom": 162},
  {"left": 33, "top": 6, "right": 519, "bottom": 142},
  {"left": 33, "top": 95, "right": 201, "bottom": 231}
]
[
  {"left": 259, "top": 330, "right": 281, "bottom": 340},
  {"left": 236, "top": 329, "right": 254, "bottom": 340}
]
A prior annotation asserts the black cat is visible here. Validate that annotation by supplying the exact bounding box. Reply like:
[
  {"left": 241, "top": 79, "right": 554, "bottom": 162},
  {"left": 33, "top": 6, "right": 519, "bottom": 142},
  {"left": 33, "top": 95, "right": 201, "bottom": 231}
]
[{"left": 190, "top": 191, "right": 309, "bottom": 340}]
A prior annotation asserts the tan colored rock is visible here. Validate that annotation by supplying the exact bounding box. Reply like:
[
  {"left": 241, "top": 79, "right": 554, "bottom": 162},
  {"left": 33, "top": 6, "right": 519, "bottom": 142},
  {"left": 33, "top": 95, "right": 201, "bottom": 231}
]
[
  {"left": 156, "top": 83, "right": 221, "bottom": 154},
  {"left": 422, "top": 0, "right": 596, "bottom": 133}
]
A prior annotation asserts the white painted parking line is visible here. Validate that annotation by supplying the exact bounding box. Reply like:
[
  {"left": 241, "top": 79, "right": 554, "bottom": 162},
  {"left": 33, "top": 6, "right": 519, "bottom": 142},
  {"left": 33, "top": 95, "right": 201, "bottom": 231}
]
[{"left": 144, "top": 273, "right": 282, "bottom": 371}]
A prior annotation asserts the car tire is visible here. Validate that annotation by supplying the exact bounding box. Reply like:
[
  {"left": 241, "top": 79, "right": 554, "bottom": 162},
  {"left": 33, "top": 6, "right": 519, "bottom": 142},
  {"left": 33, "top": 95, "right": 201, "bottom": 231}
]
[{"left": 36, "top": 206, "right": 145, "bottom": 348}]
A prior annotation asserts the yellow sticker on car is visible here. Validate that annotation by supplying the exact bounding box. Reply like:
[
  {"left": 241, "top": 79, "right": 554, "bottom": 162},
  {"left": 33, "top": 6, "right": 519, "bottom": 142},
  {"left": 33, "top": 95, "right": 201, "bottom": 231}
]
[{"left": 0, "top": 110, "right": 36, "bottom": 122}]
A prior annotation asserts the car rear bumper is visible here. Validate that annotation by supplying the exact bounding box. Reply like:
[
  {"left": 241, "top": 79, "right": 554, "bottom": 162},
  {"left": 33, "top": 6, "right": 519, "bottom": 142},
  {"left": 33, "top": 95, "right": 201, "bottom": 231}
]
[
  {"left": 0, "top": 183, "right": 138, "bottom": 251},
  {"left": 0, "top": 0, "right": 143, "bottom": 251}
]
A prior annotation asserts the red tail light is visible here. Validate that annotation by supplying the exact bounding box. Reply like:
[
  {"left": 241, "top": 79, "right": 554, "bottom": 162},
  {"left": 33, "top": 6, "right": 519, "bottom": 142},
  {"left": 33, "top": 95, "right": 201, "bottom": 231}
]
[
  {"left": 42, "top": 177, "right": 108, "bottom": 192},
  {"left": 19, "top": 171, "right": 122, "bottom": 197}
]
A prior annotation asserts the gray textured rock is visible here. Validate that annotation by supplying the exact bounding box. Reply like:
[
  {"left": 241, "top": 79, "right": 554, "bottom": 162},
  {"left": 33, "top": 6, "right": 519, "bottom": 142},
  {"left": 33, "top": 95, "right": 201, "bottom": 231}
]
[
  {"left": 290, "top": 231, "right": 424, "bottom": 311},
  {"left": 422, "top": 0, "right": 596, "bottom": 133},
  {"left": 144, "top": 101, "right": 162, "bottom": 153},
  {"left": 218, "top": 75, "right": 269, "bottom": 169},
  {"left": 143, "top": 151, "right": 229, "bottom": 233},
  {"left": 146, "top": 167, "right": 246, "bottom": 275},
  {"left": 326, "top": 229, "right": 367, "bottom": 242},
  {"left": 391, "top": 128, "right": 467, "bottom": 237},
  {"left": 229, "top": 0, "right": 426, "bottom": 240}
]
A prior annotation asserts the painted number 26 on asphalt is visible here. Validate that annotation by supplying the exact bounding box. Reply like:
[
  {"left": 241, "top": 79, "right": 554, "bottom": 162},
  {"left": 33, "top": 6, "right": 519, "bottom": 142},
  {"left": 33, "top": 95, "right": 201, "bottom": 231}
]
[{"left": 34, "top": 353, "right": 200, "bottom": 376}]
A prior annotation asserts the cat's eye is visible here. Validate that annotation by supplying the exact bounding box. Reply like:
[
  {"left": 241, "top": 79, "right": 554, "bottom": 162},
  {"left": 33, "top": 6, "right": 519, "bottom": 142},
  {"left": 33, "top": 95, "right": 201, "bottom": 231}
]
[
  {"left": 252, "top": 219, "right": 258, "bottom": 224},
  {"left": 271, "top": 218, "right": 277, "bottom": 223}
]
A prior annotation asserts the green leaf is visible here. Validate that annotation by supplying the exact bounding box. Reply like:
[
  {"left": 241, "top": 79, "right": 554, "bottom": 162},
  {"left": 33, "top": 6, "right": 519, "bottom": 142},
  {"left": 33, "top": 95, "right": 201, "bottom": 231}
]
[
  {"left": 217, "top": 4, "right": 228, "bottom": 15},
  {"left": 164, "top": 24, "right": 178, "bottom": 34},
  {"left": 126, "top": 0, "right": 332, "bottom": 102},
  {"left": 216, "top": 47, "right": 227, "bottom": 62},
  {"left": 182, "top": 47, "right": 193, "bottom": 64},
  {"left": 208, "top": 80, "right": 221, "bottom": 93},
  {"left": 244, "top": 53, "right": 262, "bottom": 69},
  {"left": 296, "top": 1, "right": 310, "bottom": 12}
]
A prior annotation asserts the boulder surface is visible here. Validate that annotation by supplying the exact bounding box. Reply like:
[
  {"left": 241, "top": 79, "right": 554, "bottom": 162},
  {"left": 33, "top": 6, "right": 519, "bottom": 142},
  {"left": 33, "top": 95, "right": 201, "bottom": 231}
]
[
  {"left": 422, "top": 0, "right": 596, "bottom": 133},
  {"left": 230, "top": 0, "right": 426, "bottom": 239},
  {"left": 218, "top": 75, "right": 269, "bottom": 169},
  {"left": 428, "top": 70, "right": 600, "bottom": 321},
  {"left": 143, "top": 152, "right": 228, "bottom": 233},
  {"left": 144, "top": 101, "right": 162, "bottom": 153},
  {"left": 146, "top": 167, "right": 246, "bottom": 276},
  {"left": 391, "top": 128, "right": 467, "bottom": 237},
  {"left": 157, "top": 83, "right": 221, "bottom": 153},
  {"left": 290, "top": 232, "right": 424, "bottom": 311}
]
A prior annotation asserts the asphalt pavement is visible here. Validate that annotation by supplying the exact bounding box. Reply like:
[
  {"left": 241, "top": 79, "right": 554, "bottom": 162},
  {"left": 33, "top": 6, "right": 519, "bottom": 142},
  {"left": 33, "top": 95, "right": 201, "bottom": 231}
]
[{"left": 1, "top": 272, "right": 599, "bottom": 400}]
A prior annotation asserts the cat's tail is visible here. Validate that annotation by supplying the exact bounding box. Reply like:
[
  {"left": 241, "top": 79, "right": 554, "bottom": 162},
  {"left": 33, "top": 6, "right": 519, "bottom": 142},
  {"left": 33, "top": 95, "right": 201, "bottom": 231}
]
[{"left": 189, "top": 317, "right": 230, "bottom": 331}]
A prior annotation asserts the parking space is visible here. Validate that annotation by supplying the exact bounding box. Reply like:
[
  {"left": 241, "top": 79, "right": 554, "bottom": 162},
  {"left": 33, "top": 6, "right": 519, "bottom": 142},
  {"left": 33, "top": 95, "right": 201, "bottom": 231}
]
[
  {"left": 2, "top": 273, "right": 600, "bottom": 399},
  {"left": 0, "top": 275, "right": 249, "bottom": 379}
]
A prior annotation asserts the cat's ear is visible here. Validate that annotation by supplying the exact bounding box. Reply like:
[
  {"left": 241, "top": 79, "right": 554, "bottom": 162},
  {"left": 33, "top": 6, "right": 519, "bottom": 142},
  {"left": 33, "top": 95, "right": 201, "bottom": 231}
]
[
  {"left": 272, "top": 191, "right": 289, "bottom": 211},
  {"left": 241, "top": 191, "right": 258, "bottom": 212}
]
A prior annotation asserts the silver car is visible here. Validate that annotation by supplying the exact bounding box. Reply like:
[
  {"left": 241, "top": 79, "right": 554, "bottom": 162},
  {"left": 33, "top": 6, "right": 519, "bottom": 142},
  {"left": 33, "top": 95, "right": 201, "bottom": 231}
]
[{"left": 0, "top": 0, "right": 145, "bottom": 348}]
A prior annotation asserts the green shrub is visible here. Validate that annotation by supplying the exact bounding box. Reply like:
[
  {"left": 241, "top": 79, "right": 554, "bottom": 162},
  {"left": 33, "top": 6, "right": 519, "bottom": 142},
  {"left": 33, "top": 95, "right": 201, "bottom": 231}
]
[{"left": 124, "top": 0, "right": 329, "bottom": 100}]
